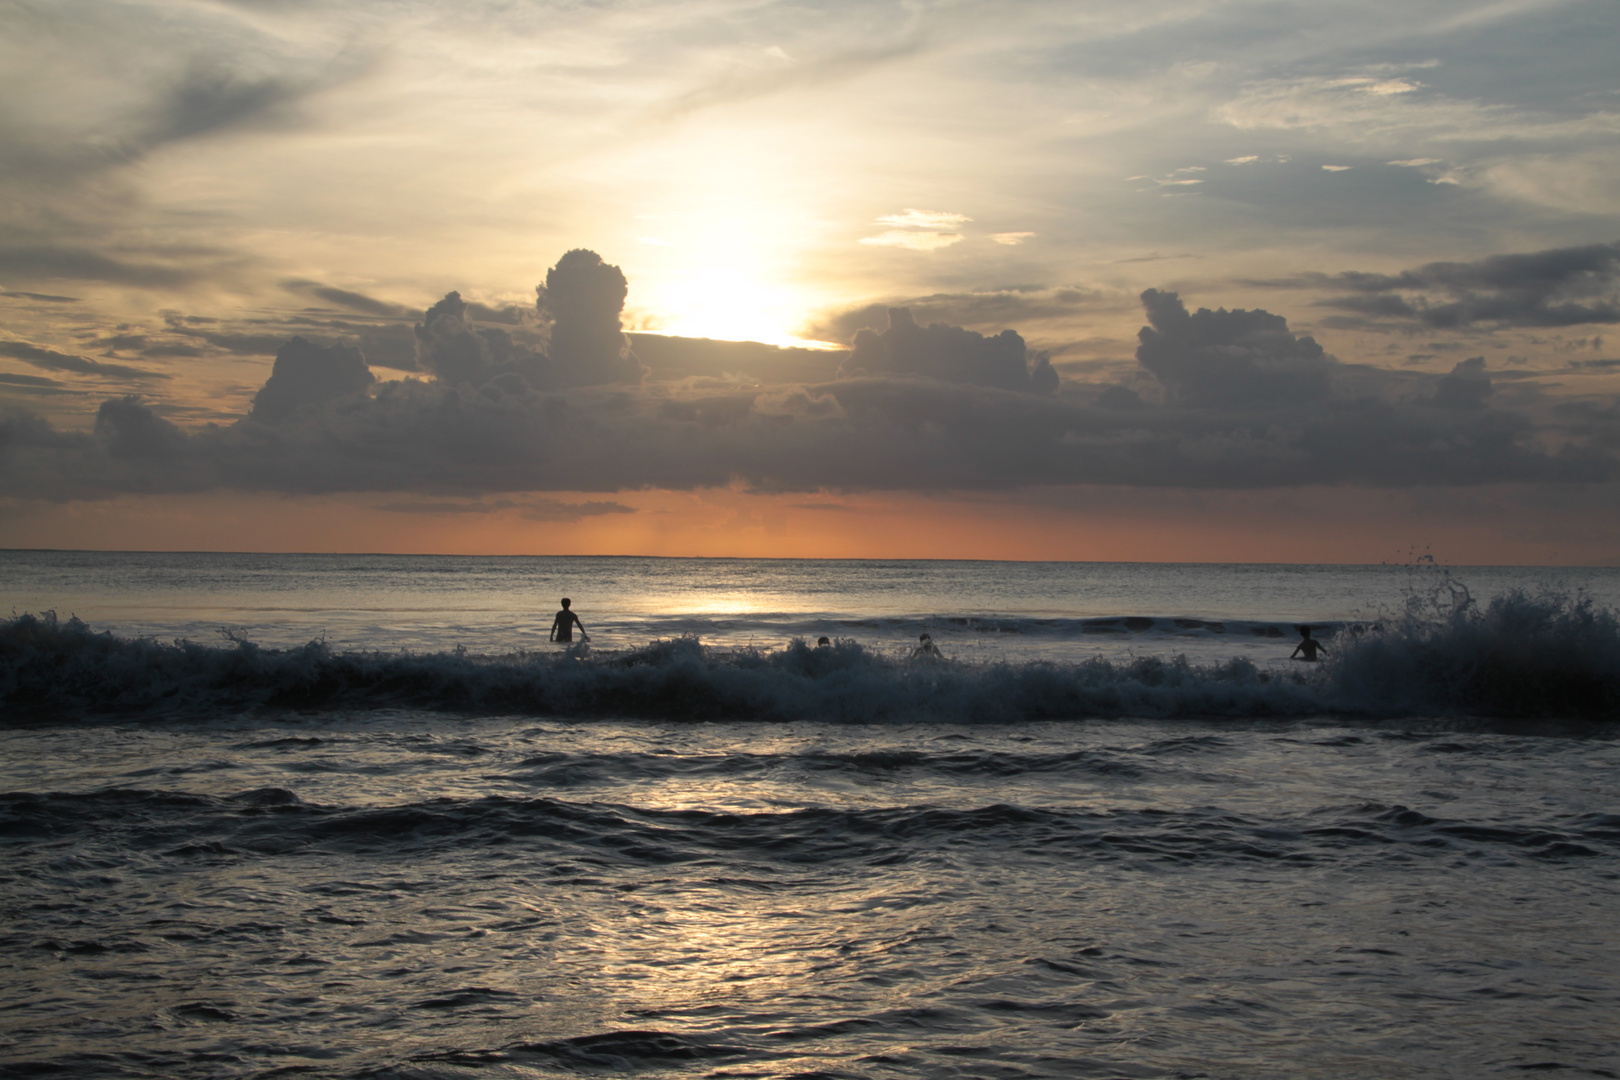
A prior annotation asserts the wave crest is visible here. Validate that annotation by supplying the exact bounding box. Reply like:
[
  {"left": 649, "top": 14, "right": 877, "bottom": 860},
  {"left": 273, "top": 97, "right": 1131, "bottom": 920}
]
[{"left": 2, "top": 587, "right": 1616, "bottom": 724}]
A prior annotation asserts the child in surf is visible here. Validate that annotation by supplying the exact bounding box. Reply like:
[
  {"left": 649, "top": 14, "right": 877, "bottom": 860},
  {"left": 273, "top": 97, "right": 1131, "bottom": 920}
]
[
  {"left": 1290, "top": 625, "right": 1325, "bottom": 662},
  {"left": 550, "top": 598, "right": 590, "bottom": 643}
]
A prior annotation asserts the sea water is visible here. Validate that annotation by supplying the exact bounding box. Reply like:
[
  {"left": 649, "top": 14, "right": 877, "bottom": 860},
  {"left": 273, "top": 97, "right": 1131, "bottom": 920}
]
[{"left": 2, "top": 552, "right": 1617, "bottom": 1079}]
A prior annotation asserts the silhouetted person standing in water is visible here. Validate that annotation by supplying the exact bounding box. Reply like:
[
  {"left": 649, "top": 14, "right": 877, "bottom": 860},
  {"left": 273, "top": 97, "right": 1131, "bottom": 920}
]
[
  {"left": 550, "top": 598, "right": 589, "bottom": 643},
  {"left": 1290, "top": 625, "right": 1324, "bottom": 662},
  {"left": 914, "top": 632, "right": 943, "bottom": 659}
]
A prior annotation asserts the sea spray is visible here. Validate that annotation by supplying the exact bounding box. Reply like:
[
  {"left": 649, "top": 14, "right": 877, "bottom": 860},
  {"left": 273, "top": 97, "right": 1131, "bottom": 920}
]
[
  {"left": 1326, "top": 583, "right": 1620, "bottom": 718},
  {"left": 6, "top": 591, "right": 1616, "bottom": 723}
]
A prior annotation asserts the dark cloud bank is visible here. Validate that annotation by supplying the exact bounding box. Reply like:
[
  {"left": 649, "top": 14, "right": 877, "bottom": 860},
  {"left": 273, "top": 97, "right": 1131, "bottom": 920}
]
[
  {"left": 3, "top": 248, "right": 1616, "bottom": 503},
  {"left": 1258, "top": 241, "right": 1620, "bottom": 330}
]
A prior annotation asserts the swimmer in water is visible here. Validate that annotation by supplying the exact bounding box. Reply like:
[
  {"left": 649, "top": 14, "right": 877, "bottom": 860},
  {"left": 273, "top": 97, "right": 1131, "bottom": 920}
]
[
  {"left": 1290, "top": 625, "right": 1325, "bottom": 662},
  {"left": 549, "top": 598, "right": 590, "bottom": 643},
  {"left": 913, "top": 632, "right": 943, "bottom": 659}
]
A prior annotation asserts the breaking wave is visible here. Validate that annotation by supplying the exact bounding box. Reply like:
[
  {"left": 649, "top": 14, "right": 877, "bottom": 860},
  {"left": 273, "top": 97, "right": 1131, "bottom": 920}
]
[{"left": 3, "top": 584, "right": 1617, "bottom": 723}]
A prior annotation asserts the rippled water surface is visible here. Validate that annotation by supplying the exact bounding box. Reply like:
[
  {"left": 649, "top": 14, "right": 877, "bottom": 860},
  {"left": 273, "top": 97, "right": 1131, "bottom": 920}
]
[{"left": 4, "top": 716, "right": 1617, "bottom": 1080}]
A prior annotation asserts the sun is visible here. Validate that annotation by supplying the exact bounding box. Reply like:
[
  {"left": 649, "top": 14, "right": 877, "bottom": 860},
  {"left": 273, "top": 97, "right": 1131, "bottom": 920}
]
[
  {"left": 646, "top": 262, "right": 816, "bottom": 347},
  {"left": 608, "top": 149, "right": 845, "bottom": 349}
]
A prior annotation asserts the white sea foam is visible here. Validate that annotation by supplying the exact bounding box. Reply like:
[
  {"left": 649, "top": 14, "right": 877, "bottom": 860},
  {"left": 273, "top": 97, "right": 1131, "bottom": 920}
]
[{"left": 4, "top": 581, "right": 1614, "bottom": 723}]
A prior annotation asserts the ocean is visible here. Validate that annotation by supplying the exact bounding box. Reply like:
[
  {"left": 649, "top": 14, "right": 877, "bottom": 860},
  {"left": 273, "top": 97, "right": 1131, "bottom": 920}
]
[{"left": 2, "top": 551, "right": 1618, "bottom": 1079}]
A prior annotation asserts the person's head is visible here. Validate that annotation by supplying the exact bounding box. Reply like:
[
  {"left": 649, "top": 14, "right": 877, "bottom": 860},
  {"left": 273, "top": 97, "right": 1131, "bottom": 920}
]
[
  {"left": 919, "top": 633, "right": 931, "bottom": 642},
  {"left": 1298, "top": 624, "right": 1312, "bottom": 638},
  {"left": 817, "top": 636, "right": 830, "bottom": 647},
  {"left": 561, "top": 598, "right": 572, "bottom": 609}
]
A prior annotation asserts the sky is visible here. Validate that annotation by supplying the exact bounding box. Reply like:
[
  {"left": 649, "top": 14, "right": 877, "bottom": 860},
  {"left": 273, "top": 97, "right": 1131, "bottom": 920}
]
[{"left": 1, "top": 0, "right": 1618, "bottom": 563}]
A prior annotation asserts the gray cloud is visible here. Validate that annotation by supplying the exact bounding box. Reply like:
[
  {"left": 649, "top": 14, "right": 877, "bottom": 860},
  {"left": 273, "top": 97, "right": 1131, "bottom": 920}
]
[
  {"left": 809, "top": 286, "right": 1101, "bottom": 344},
  {"left": 163, "top": 324, "right": 291, "bottom": 356},
  {"left": 0, "top": 359, "right": 1601, "bottom": 502},
  {"left": 142, "top": 63, "right": 311, "bottom": 147},
  {"left": 0, "top": 340, "right": 169, "bottom": 381},
  {"left": 630, "top": 335, "right": 842, "bottom": 384},
  {"left": 1, "top": 291, "right": 80, "bottom": 303},
  {"left": 1261, "top": 242, "right": 1620, "bottom": 329},
  {"left": 414, "top": 291, "right": 547, "bottom": 388},
  {"left": 411, "top": 250, "right": 646, "bottom": 391},
  {"left": 374, "top": 497, "right": 635, "bottom": 521},
  {"left": 282, "top": 280, "right": 409, "bottom": 318},
  {"left": 1135, "top": 290, "right": 1331, "bottom": 409},
  {"left": 249, "top": 337, "right": 375, "bottom": 423},
  {"left": 0, "top": 8, "right": 367, "bottom": 295},
  {"left": 539, "top": 249, "right": 645, "bottom": 388},
  {"left": 0, "top": 245, "right": 208, "bottom": 290},
  {"left": 3, "top": 269, "right": 1613, "bottom": 503},
  {"left": 0, "top": 373, "right": 77, "bottom": 396},
  {"left": 837, "top": 307, "right": 1059, "bottom": 395},
  {"left": 1428, "top": 356, "right": 1492, "bottom": 410}
]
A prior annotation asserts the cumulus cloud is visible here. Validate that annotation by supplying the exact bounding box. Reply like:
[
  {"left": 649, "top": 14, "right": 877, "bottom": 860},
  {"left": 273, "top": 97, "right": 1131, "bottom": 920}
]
[
  {"left": 1428, "top": 356, "right": 1493, "bottom": 410},
  {"left": 410, "top": 250, "right": 645, "bottom": 391},
  {"left": 249, "top": 337, "right": 375, "bottom": 423},
  {"left": 2, "top": 262, "right": 1614, "bottom": 503},
  {"left": 538, "top": 249, "right": 645, "bottom": 388},
  {"left": 836, "top": 308, "right": 1058, "bottom": 395},
  {"left": 1135, "top": 290, "right": 1333, "bottom": 409},
  {"left": 0, "top": 350, "right": 1604, "bottom": 502},
  {"left": 414, "top": 291, "right": 546, "bottom": 388}
]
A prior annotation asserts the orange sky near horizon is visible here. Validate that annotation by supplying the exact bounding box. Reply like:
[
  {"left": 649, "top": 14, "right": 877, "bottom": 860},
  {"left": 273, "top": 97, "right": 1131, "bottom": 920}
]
[{"left": 5, "top": 483, "right": 1615, "bottom": 566}]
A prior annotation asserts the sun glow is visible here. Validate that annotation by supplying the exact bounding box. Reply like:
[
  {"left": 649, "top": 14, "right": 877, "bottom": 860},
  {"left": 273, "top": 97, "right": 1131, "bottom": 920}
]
[
  {"left": 605, "top": 132, "right": 846, "bottom": 348},
  {"left": 641, "top": 261, "right": 828, "bottom": 347}
]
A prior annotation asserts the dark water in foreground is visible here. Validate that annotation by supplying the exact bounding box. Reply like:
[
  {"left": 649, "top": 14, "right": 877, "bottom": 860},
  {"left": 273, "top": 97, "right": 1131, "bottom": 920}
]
[
  {"left": 2, "top": 554, "right": 1618, "bottom": 1078},
  {"left": 3, "top": 718, "right": 1617, "bottom": 1080}
]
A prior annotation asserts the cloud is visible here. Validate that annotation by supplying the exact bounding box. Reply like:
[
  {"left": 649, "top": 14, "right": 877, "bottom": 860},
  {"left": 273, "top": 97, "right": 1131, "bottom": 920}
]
[
  {"left": 0, "top": 348, "right": 1603, "bottom": 502},
  {"left": 539, "top": 249, "right": 645, "bottom": 388},
  {"left": 414, "top": 291, "right": 546, "bottom": 388},
  {"left": 282, "top": 280, "right": 408, "bottom": 317},
  {"left": 1, "top": 259, "right": 1613, "bottom": 504},
  {"left": 1428, "top": 356, "right": 1493, "bottom": 410},
  {"left": 249, "top": 337, "right": 375, "bottom": 423},
  {"left": 1308, "top": 242, "right": 1620, "bottom": 328},
  {"left": 0, "top": 8, "right": 369, "bottom": 296},
  {"left": 141, "top": 63, "right": 312, "bottom": 147},
  {"left": 374, "top": 497, "right": 634, "bottom": 521},
  {"left": 875, "top": 209, "right": 973, "bottom": 230},
  {"left": 1, "top": 291, "right": 80, "bottom": 303},
  {"left": 0, "top": 373, "right": 77, "bottom": 395},
  {"left": 0, "top": 341, "right": 169, "bottom": 381},
  {"left": 0, "top": 245, "right": 209, "bottom": 290},
  {"left": 810, "top": 286, "right": 1100, "bottom": 344},
  {"left": 990, "top": 232, "right": 1035, "bottom": 246},
  {"left": 837, "top": 307, "right": 1059, "bottom": 395},
  {"left": 1134, "top": 290, "right": 1333, "bottom": 409},
  {"left": 859, "top": 231, "right": 965, "bottom": 251},
  {"left": 860, "top": 208, "right": 973, "bottom": 251},
  {"left": 409, "top": 250, "right": 644, "bottom": 392}
]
